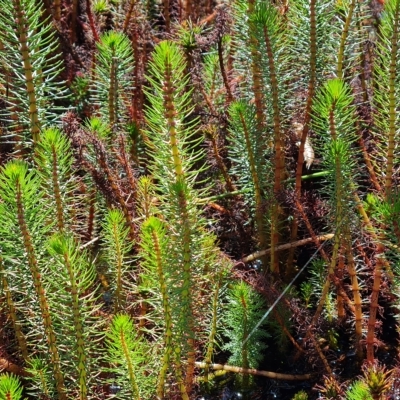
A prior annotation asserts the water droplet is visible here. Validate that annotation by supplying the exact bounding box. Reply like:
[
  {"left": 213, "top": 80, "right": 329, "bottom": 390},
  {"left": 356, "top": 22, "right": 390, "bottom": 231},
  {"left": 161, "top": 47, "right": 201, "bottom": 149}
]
[{"left": 110, "top": 383, "right": 121, "bottom": 394}]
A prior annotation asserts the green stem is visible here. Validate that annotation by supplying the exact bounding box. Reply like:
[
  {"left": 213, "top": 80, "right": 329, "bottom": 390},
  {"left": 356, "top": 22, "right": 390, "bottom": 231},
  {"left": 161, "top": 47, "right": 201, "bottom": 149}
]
[
  {"left": 119, "top": 329, "right": 141, "bottom": 399},
  {"left": 241, "top": 291, "right": 249, "bottom": 390},
  {"left": 61, "top": 248, "right": 88, "bottom": 400},
  {"left": 337, "top": 0, "right": 356, "bottom": 79},
  {"left": 14, "top": 0, "right": 41, "bottom": 146},
  {"left": 109, "top": 56, "right": 118, "bottom": 130},
  {"left": 51, "top": 146, "right": 65, "bottom": 233},
  {"left": 111, "top": 221, "right": 124, "bottom": 313},
  {"left": 203, "top": 272, "right": 223, "bottom": 383},
  {"left": 176, "top": 188, "right": 196, "bottom": 395},
  {"left": 385, "top": 0, "right": 400, "bottom": 197},
  {"left": 237, "top": 109, "right": 269, "bottom": 269},
  {"left": 16, "top": 183, "right": 66, "bottom": 399},
  {"left": 150, "top": 226, "right": 173, "bottom": 398}
]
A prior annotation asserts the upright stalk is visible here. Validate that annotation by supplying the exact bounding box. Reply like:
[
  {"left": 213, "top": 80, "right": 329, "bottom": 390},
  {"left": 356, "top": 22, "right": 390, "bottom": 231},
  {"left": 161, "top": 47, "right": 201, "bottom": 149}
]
[
  {"left": 344, "top": 230, "right": 363, "bottom": 358},
  {"left": 288, "top": 0, "right": 317, "bottom": 272},
  {"left": 14, "top": 0, "right": 41, "bottom": 146},
  {"left": 384, "top": 0, "right": 400, "bottom": 196},
  {"left": 366, "top": 243, "right": 385, "bottom": 363},
  {"left": 58, "top": 241, "right": 88, "bottom": 400},
  {"left": 15, "top": 177, "right": 65, "bottom": 399},
  {"left": 0, "top": 254, "right": 29, "bottom": 361},
  {"left": 337, "top": 0, "right": 356, "bottom": 79},
  {"left": 260, "top": 9, "right": 284, "bottom": 274},
  {"left": 237, "top": 107, "right": 268, "bottom": 258}
]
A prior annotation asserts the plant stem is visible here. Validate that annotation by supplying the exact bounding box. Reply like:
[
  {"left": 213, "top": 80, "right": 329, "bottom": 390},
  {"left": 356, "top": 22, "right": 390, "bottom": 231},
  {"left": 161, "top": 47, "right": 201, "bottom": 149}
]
[
  {"left": 15, "top": 0, "right": 41, "bottom": 146},
  {"left": 288, "top": 0, "right": 317, "bottom": 273},
  {"left": 16, "top": 183, "right": 66, "bottom": 399},
  {"left": 366, "top": 242, "right": 385, "bottom": 363},
  {"left": 337, "top": 0, "right": 356, "bottom": 79},
  {"left": 384, "top": 0, "right": 400, "bottom": 197},
  {"left": 0, "top": 255, "right": 29, "bottom": 361},
  {"left": 61, "top": 246, "right": 88, "bottom": 400},
  {"left": 148, "top": 223, "right": 173, "bottom": 399},
  {"left": 239, "top": 234, "right": 334, "bottom": 263},
  {"left": 195, "top": 362, "right": 312, "bottom": 380},
  {"left": 262, "top": 21, "right": 284, "bottom": 274}
]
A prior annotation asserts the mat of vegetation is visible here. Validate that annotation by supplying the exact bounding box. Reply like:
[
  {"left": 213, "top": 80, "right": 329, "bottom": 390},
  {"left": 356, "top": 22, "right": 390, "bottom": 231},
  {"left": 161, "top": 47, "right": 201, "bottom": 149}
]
[{"left": 0, "top": 0, "right": 400, "bottom": 399}]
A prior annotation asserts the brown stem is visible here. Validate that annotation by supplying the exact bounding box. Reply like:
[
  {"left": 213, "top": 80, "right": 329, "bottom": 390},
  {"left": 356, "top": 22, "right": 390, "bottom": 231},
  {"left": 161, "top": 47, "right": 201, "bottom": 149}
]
[
  {"left": 262, "top": 23, "right": 284, "bottom": 274},
  {"left": 0, "top": 256, "right": 29, "bottom": 361},
  {"left": 336, "top": 250, "right": 345, "bottom": 319},
  {"left": 344, "top": 230, "right": 363, "bottom": 358},
  {"left": 195, "top": 362, "right": 313, "bottom": 380},
  {"left": 357, "top": 127, "right": 381, "bottom": 192},
  {"left": 163, "top": 0, "right": 170, "bottom": 32},
  {"left": 292, "top": 199, "right": 353, "bottom": 311},
  {"left": 53, "top": 0, "right": 61, "bottom": 20},
  {"left": 70, "top": 0, "right": 79, "bottom": 43},
  {"left": 239, "top": 233, "right": 334, "bottom": 263},
  {"left": 366, "top": 243, "right": 385, "bottom": 363},
  {"left": 288, "top": 0, "right": 317, "bottom": 272},
  {"left": 206, "top": 127, "right": 236, "bottom": 192},
  {"left": 217, "top": 37, "right": 233, "bottom": 104},
  {"left": 85, "top": 0, "right": 100, "bottom": 42},
  {"left": 123, "top": 0, "right": 136, "bottom": 32},
  {"left": 86, "top": 188, "right": 96, "bottom": 241}
]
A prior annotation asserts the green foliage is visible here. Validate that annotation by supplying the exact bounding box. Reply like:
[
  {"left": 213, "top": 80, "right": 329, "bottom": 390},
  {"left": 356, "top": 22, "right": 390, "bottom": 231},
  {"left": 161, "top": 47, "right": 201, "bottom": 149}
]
[
  {"left": 304, "top": 259, "right": 338, "bottom": 321},
  {"left": 300, "top": 281, "right": 313, "bottom": 308},
  {"left": 373, "top": 0, "right": 400, "bottom": 191},
  {"left": 145, "top": 40, "right": 203, "bottom": 187},
  {"left": 0, "top": 161, "right": 66, "bottom": 398},
  {"left": 249, "top": 0, "right": 286, "bottom": 124},
  {"left": 105, "top": 314, "right": 154, "bottom": 400},
  {"left": 0, "top": 161, "right": 52, "bottom": 335},
  {"left": 144, "top": 39, "right": 227, "bottom": 397},
  {"left": 25, "top": 358, "right": 53, "bottom": 398},
  {"left": 2, "top": 0, "right": 400, "bottom": 398},
  {"left": 0, "top": 0, "right": 66, "bottom": 147},
  {"left": 35, "top": 127, "right": 77, "bottom": 233},
  {"left": 94, "top": 31, "right": 134, "bottom": 129},
  {"left": 93, "top": 0, "right": 109, "bottom": 14},
  {"left": 313, "top": 79, "right": 359, "bottom": 226},
  {"left": 101, "top": 208, "right": 133, "bottom": 312},
  {"left": 291, "top": 390, "right": 308, "bottom": 400},
  {"left": 222, "top": 281, "right": 269, "bottom": 370},
  {"left": 138, "top": 216, "right": 174, "bottom": 397},
  {"left": 283, "top": 0, "right": 336, "bottom": 89},
  {"left": 70, "top": 75, "right": 91, "bottom": 117},
  {"left": 0, "top": 374, "right": 24, "bottom": 400},
  {"left": 46, "top": 233, "right": 101, "bottom": 398},
  {"left": 345, "top": 381, "right": 373, "bottom": 400},
  {"left": 227, "top": 100, "right": 272, "bottom": 210}
]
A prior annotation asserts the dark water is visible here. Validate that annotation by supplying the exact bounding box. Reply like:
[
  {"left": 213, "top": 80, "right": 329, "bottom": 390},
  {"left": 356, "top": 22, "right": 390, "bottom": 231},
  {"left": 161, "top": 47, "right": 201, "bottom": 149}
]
[{"left": 197, "top": 375, "right": 315, "bottom": 400}]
